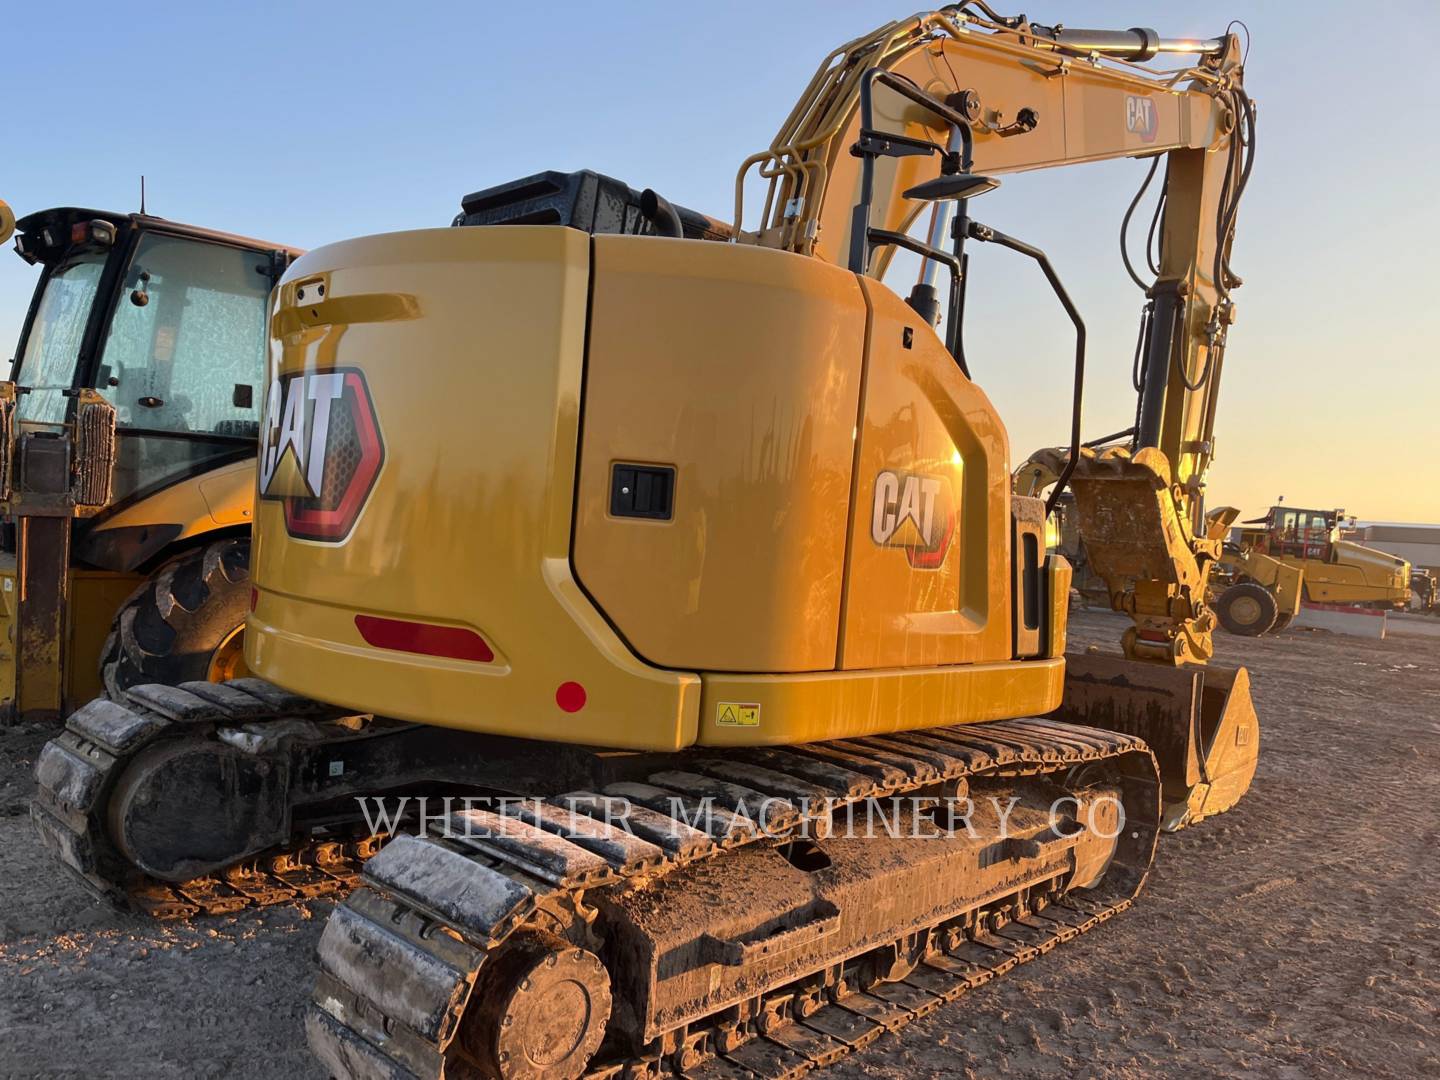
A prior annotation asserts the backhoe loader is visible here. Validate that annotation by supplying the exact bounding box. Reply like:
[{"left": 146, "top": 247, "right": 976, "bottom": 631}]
[
  {"left": 34, "top": 7, "right": 1261, "bottom": 1077},
  {"left": 0, "top": 200, "right": 297, "bottom": 719}
]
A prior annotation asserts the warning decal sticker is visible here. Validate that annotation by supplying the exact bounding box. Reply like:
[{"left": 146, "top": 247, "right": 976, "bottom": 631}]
[{"left": 716, "top": 702, "right": 761, "bottom": 728}]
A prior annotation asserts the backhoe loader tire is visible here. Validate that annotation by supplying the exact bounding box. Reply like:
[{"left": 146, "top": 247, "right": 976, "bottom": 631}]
[
  {"left": 99, "top": 538, "right": 251, "bottom": 699},
  {"left": 1216, "top": 581, "right": 1278, "bottom": 637}
]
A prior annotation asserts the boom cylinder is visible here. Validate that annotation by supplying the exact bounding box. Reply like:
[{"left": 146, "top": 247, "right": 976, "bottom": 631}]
[{"left": 1029, "top": 25, "right": 1225, "bottom": 61}]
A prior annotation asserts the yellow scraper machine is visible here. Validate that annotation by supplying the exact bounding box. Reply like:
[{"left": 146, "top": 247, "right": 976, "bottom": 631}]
[{"left": 33, "top": 6, "right": 1260, "bottom": 1078}]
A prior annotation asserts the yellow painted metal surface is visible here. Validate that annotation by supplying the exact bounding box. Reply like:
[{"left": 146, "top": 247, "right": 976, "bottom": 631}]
[
  {"left": 840, "top": 280, "right": 1011, "bottom": 669},
  {"left": 39, "top": 461, "right": 254, "bottom": 714},
  {"left": 1219, "top": 548, "right": 1303, "bottom": 619},
  {"left": 575, "top": 237, "right": 867, "bottom": 672},
  {"left": 0, "top": 557, "right": 140, "bottom": 715},
  {"left": 247, "top": 226, "right": 1071, "bottom": 751},
  {"left": 247, "top": 227, "right": 701, "bottom": 751},
  {"left": 1044, "top": 555, "right": 1072, "bottom": 659},
  {"left": 66, "top": 570, "right": 143, "bottom": 705},
  {"left": 92, "top": 458, "right": 254, "bottom": 540},
  {"left": 739, "top": 12, "right": 1231, "bottom": 271},
  {"left": 697, "top": 656, "right": 1063, "bottom": 747},
  {"left": 1228, "top": 533, "right": 1410, "bottom": 608},
  {"left": 733, "top": 11, "right": 1249, "bottom": 672}
]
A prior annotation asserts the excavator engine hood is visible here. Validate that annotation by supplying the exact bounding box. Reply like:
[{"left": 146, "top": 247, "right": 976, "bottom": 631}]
[{"left": 248, "top": 202, "right": 1063, "bottom": 751}]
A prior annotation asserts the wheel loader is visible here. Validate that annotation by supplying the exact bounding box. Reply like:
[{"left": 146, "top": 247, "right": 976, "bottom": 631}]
[
  {"left": 1210, "top": 504, "right": 1413, "bottom": 636},
  {"left": 0, "top": 199, "right": 298, "bottom": 719},
  {"left": 33, "top": 6, "right": 1262, "bottom": 1077}
]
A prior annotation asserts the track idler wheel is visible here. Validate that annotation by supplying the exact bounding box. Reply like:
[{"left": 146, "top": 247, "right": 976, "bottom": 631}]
[
  {"left": 108, "top": 734, "right": 289, "bottom": 881},
  {"left": 462, "top": 932, "right": 612, "bottom": 1080}
]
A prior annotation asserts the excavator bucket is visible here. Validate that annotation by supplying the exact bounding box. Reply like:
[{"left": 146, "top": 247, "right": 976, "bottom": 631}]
[{"left": 1050, "top": 651, "right": 1259, "bottom": 830}]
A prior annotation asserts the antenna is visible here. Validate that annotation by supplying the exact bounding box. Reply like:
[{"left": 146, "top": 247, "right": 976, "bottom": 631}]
[{"left": 140, "top": 175, "right": 146, "bottom": 215}]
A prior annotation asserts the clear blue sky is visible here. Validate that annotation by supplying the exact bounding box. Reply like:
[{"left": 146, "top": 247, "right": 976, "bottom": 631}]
[{"left": 4, "top": 1, "right": 1436, "bottom": 521}]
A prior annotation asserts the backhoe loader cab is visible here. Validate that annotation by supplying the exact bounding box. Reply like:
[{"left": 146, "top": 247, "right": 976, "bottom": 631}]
[{"left": 2, "top": 205, "right": 299, "bottom": 717}]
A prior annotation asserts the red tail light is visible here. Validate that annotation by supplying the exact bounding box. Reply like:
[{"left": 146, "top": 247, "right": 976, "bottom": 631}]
[{"left": 354, "top": 615, "right": 494, "bottom": 663}]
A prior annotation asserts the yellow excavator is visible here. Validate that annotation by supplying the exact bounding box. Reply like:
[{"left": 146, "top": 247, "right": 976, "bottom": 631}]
[
  {"left": 34, "top": 7, "right": 1260, "bottom": 1077},
  {"left": 0, "top": 198, "right": 298, "bottom": 719}
]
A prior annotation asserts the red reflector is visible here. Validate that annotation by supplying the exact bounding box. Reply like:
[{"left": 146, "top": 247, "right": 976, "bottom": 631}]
[
  {"left": 354, "top": 615, "right": 495, "bottom": 663},
  {"left": 556, "top": 681, "right": 587, "bottom": 713}
]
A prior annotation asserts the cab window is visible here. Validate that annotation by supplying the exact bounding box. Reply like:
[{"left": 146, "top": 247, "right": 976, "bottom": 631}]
[
  {"left": 14, "top": 252, "right": 108, "bottom": 425},
  {"left": 98, "top": 235, "right": 270, "bottom": 439}
]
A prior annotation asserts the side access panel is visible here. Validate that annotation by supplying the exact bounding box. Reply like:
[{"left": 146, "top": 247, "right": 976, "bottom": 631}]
[
  {"left": 839, "top": 279, "right": 1012, "bottom": 670},
  {"left": 575, "top": 238, "right": 867, "bottom": 673}
]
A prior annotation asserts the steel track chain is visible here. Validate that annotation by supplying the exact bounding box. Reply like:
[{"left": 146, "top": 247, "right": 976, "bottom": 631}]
[
  {"left": 30, "top": 678, "right": 384, "bottom": 918},
  {"left": 308, "top": 719, "right": 1161, "bottom": 1080}
]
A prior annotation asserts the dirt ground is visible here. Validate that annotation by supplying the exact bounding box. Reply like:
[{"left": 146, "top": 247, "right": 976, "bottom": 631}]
[{"left": 2, "top": 610, "right": 1436, "bottom": 1079}]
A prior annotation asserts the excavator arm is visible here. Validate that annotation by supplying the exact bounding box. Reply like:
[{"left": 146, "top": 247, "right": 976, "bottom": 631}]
[
  {"left": 736, "top": 5, "right": 1252, "bottom": 666},
  {"left": 731, "top": 6, "right": 1258, "bottom": 828}
]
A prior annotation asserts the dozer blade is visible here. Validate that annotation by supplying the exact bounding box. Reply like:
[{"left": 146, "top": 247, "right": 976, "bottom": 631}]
[{"left": 1049, "top": 652, "right": 1258, "bottom": 831}]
